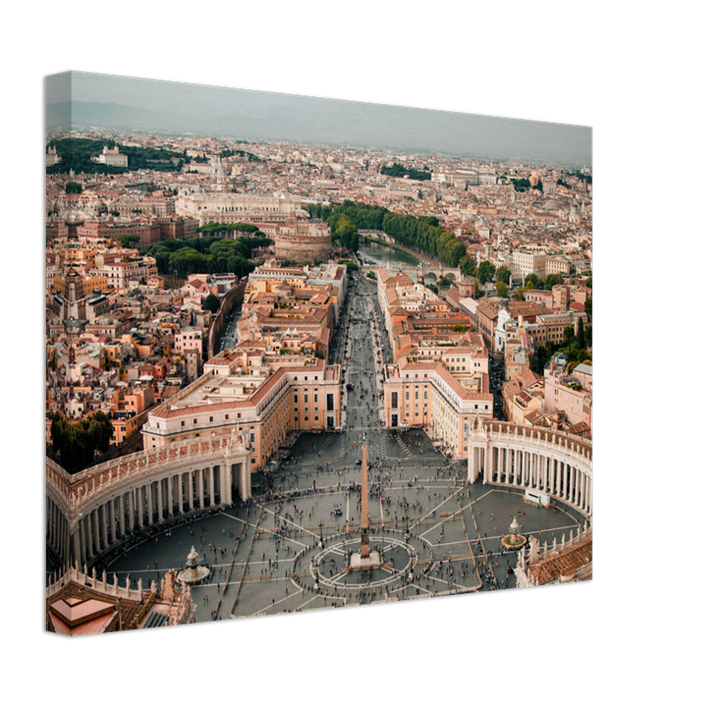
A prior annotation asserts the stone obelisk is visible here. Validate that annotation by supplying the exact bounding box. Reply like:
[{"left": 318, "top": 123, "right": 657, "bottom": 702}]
[{"left": 360, "top": 444, "right": 370, "bottom": 559}]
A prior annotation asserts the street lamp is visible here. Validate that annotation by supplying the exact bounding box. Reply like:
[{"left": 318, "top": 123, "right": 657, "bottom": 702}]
[{"left": 318, "top": 520, "right": 324, "bottom": 548}]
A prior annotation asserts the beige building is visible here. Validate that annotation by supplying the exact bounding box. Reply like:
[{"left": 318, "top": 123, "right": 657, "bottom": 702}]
[
  {"left": 383, "top": 357, "right": 493, "bottom": 458},
  {"left": 175, "top": 191, "right": 304, "bottom": 226},
  {"left": 93, "top": 145, "right": 128, "bottom": 168},
  {"left": 512, "top": 250, "right": 546, "bottom": 280},
  {"left": 142, "top": 352, "right": 341, "bottom": 471},
  {"left": 544, "top": 361, "right": 592, "bottom": 428}
]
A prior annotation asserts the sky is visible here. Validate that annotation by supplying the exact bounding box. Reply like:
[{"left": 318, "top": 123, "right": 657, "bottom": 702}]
[{"left": 46, "top": 71, "right": 592, "bottom": 166}]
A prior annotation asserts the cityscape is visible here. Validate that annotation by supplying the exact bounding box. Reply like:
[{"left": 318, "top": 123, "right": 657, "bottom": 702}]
[{"left": 45, "top": 74, "right": 592, "bottom": 634}]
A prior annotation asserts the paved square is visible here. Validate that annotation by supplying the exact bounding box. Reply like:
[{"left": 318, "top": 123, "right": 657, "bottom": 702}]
[{"left": 103, "top": 427, "right": 585, "bottom": 622}]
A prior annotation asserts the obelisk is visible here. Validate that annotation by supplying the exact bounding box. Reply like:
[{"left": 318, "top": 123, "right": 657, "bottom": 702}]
[{"left": 360, "top": 444, "right": 370, "bottom": 559}]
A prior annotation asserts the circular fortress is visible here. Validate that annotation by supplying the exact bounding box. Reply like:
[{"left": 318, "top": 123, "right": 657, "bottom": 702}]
[{"left": 274, "top": 220, "right": 332, "bottom": 262}]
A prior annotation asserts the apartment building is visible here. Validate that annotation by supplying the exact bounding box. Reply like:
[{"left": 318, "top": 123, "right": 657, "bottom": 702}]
[
  {"left": 383, "top": 358, "right": 493, "bottom": 458},
  {"left": 524, "top": 310, "right": 587, "bottom": 348},
  {"left": 544, "top": 361, "right": 592, "bottom": 427},
  {"left": 524, "top": 285, "right": 570, "bottom": 314},
  {"left": 142, "top": 354, "right": 341, "bottom": 470},
  {"left": 174, "top": 327, "right": 203, "bottom": 356},
  {"left": 512, "top": 250, "right": 546, "bottom": 280},
  {"left": 88, "top": 255, "right": 158, "bottom": 290}
]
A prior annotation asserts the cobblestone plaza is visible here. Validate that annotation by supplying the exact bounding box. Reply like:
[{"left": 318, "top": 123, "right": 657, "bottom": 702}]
[{"left": 102, "top": 425, "right": 585, "bottom": 622}]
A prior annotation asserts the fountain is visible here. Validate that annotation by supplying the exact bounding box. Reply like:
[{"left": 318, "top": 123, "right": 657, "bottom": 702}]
[
  {"left": 501, "top": 516, "right": 527, "bottom": 550},
  {"left": 177, "top": 546, "right": 211, "bottom": 586}
]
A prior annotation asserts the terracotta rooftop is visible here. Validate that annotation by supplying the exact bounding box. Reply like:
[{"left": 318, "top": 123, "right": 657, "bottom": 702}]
[{"left": 528, "top": 535, "right": 593, "bottom": 585}]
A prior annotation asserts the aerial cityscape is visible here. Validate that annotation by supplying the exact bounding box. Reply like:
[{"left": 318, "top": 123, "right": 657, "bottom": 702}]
[{"left": 45, "top": 74, "right": 592, "bottom": 634}]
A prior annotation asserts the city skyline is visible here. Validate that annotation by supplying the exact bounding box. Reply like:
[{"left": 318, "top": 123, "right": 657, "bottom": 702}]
[{"left": 46, "top": 72, "right": 592, "bottom": 166}]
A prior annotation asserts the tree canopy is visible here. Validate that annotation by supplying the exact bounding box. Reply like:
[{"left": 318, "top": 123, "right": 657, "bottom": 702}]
[
  {"left": 144, "top": 235, "right": 271, "bottom": 278},
  {"left": 202, "top": 294, "right": 221, "bottom": 313},
  {"left": 50, "top": 411, "right": 113, "bottom": 474},
  {"left": 326, "top": 213, "right": 359, "bottom": 252},
  {"left": 47, "top": 137, "right": 183, "bottom": 175},
  {"left": 325, "top": 201, "right": 466, "bottom": 267},
  {"left": 380, "top": 163, "right": 431, "bottom": 181}
]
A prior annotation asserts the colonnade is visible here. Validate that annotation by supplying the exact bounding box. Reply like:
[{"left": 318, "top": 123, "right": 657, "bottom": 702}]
[
  {"left": 467, "top": 421, "right": 592, "bottom": 517},
  {"left": 46, "top": 435, "right": 251, "bottom": 569}
]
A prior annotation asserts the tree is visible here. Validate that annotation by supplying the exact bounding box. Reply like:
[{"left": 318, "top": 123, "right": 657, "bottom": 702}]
[
  {"left": 496, "top": 281, "right": 508, "bottom": 298},
  {"left": 495, "top": 266, "right": 512, "bottom": 285},
  {"left": 525, "top": 273, "right": 540, "bottom": 289},
  {"left": 50, "top": 411, "right": 113, "bottom": 474},
  {"left": 476, "top": 260, "right": 496, "bottom": 284},
  {"left": 577, "top": 317, "right": 585, "bottom": 349},
  {"left": 563, "top": 325, "right": 575, "bottom": 344},
  {"left": 65, "top": 181, "right": 82, "bottom": 194},
  {"left": 585, "top": 298, "right": 592, "bottom": 322},
  {"left": 326, "top": 213, "right": 359, "bottom": 252},
  {"left": 203, "top": 294, "right": 221, "bottom": 314},
  {"left": 459, "top": 255, "right": 477, "bottom": 277},
  {"left": 544, "top": 273, "right": 563, "bottom": 289}
]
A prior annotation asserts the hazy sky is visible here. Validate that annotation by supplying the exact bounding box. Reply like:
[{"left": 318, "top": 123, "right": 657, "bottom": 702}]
[{"left": 46, "top": 71, "right": 592, "bottom": 166}]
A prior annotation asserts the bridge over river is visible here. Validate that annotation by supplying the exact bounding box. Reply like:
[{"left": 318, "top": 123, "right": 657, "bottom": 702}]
[{"left": 356, "top": 234, "right": 462, "bottom": 281}]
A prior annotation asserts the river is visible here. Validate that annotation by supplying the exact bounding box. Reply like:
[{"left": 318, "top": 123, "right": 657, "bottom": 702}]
[{"left": 356, "top": 238, "right": 446, "bottom": 289}]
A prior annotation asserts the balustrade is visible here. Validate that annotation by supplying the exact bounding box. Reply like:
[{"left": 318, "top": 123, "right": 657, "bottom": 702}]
[
  {"left": 467, "top": 420, "right": 592, "bottom": 517},
  {"left": 46, "top": 433, "right": 251, "bottom": 568}
]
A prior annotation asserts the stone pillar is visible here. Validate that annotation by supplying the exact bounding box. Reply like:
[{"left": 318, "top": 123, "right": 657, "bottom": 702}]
[
  {"left": 199, "top": 468, "right": 206, "bottom": 509},
  {"left": 109, "top": 500, "right": 117, "bottom": 545},
  {"left": 360, "top": 445, "right": 370, "bottom": 558},
  {"left": 119, "top": 493, "right": 126, "bottom": 537},
  {"left": 72, "top": 528, "right": 81, "bottom": 566},
  {"left": 81, "top": 517, "right": 88, "bottom": 563},
  {"left": 129, "top": 488, "right": 136, "bottom": 531},
  {"left": 209, "top": 465, "right": 216, "bottom": 505},
  {"left": 90, "top": 509, "right": 99, "bottom": 557},
  {"left": 577, "top": 470, "right": 583, "bottom": 510},
  {"left": 158, "top": 480, "right": 165, "bottom": 523},
  {"left": 98, "top": 504, "right": 107, "bottom": 550}
]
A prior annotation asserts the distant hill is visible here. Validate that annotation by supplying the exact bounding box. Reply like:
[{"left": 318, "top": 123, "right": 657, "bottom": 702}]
[
  {"left": 46, "top": 98, "right": 301, "bottom": 146},
  {"left": 45, "top": 136, "right": 183, "bottom": 175},
  {"left": 46, "top": 101, "right": 185, "bottom": 134}
]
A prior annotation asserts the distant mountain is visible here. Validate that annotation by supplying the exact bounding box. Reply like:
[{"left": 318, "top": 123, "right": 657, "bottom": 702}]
[
  {"left": 46, "top": 99, "right": 288, "bottom": 142},
  {"left": 45, "top": 97, "right": 400, "bottom": 143},
  {"left": 46, "top": 101, "right": 182, "bottom": 134}
]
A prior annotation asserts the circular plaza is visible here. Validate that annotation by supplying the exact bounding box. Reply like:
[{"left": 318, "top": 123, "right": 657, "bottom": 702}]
[{"left": 92, "top": 425, "right": 588, "bottom": 622}]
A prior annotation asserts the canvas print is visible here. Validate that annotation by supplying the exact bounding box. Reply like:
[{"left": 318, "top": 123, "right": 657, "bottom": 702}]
[{"left": 45, "top": 72, "right": 592, "bottom": 634}]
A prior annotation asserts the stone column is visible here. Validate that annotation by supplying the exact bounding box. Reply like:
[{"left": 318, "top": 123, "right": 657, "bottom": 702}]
[
  {"left": 109, "top": 500, "right": 117, "bottom": 545},
  {"left": 98, "top": 503, "right": 107, "bottom": 550},
  {"left": 82, "top": 514, "right": 89, "bottom": 560},
  {"left": 577, "top": 470, "right": 583, "bottom": 510},
  {"left": 209, "top": 466, "right": 216, "bottom": 505},
  {"left": 119, "top": 493, "right": 126, "bottom": 537},
  {"left": 72, "top": 528, "right": 81, "bottom": 566},
  {"left": 199, "top": 468, "right": 206, "bottom": 509},
  {"left": 90, "top": 509, "right": 99, "bottom": 556}
]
